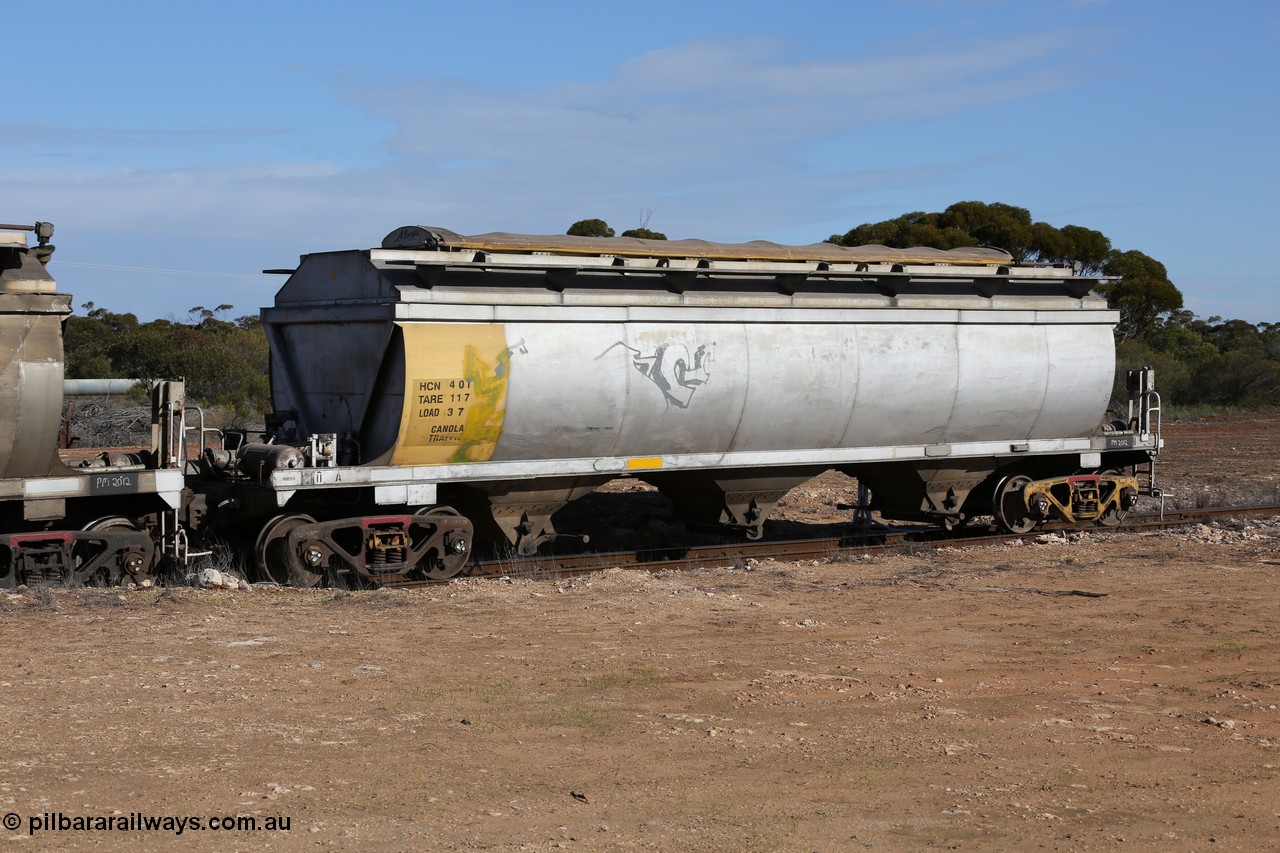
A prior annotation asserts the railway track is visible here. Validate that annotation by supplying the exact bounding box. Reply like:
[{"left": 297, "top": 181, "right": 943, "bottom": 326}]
[{"left": 382, "top": 502, "right": 1280, "bottom": 589}]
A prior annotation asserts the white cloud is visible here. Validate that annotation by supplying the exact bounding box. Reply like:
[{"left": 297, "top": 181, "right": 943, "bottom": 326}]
[
  {"left": 2, "top": 32, "right": 1097, "bottom": 317},
  {"left": 0, "top": 122, "right": 291, "bottom": 156},
  {"left": 321, "top": 33, "right": 1087, "bottom": 236},
  {"left": 356, "top": 35, "right": 1081, "bottom": 168},
  {"left": 10, "top": 32, "right": 1092, "bottom": 234}
]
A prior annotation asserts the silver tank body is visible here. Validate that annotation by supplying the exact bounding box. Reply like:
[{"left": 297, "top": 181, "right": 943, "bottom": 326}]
[
  {"left": 485, "top": 319, "right": 1109, "bottom": 458},
  {"left": 263, "top": 228, "right": 1117, "bottom": 473}
]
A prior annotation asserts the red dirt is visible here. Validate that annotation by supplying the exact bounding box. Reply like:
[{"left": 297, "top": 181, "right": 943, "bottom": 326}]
[{"left": 1, "top": 414, "right": 1276, "bottom": 851}]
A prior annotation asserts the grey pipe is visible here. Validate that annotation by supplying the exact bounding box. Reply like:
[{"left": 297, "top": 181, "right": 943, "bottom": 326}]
[{"left": 63, "top": 379, "right": 144, "bottom": 396}]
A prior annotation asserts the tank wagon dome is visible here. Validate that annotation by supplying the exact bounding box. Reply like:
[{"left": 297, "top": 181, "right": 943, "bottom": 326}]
[
  {"left": 0, "top": 221, "right": 57, "bottom": 294},
  {"left": 380, "top": 225, "right": 1014, "bottom": 267}
]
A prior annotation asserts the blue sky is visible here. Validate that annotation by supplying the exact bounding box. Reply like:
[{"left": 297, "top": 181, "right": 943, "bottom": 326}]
[{"left": 6, "top": 0, "right": 1277, "bottom": 323}]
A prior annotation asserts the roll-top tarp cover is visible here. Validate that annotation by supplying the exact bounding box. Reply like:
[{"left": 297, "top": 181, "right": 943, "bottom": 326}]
[{"left": 382, "top": 225, "right": 1013, "bottom": 266}]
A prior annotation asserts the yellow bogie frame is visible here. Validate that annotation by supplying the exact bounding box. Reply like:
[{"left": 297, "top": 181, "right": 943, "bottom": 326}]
[{"left": 1023, "top": 474, "right": 1140, "bottom": 527}]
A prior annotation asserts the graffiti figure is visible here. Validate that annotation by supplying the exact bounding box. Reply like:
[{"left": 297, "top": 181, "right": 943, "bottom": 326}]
[{"left": 597, "top": 340, "right": 715, "bottom": 408}]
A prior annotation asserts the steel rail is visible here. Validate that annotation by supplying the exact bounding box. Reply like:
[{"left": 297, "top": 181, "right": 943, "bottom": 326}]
[{"left": 379, "top": 503, "right": 1280, "bottom": 588}]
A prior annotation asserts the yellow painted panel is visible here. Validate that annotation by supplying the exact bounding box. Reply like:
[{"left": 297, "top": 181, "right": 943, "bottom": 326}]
[
  {"left": 390, "top": 324, "right": 509, "bottom": 466},
  {"left": 626, "top": 457, "right": 663, "bottom": 470}
]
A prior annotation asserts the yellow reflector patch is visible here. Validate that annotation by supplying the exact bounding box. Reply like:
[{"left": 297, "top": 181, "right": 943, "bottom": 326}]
[{"left": 626, "top": 457, "right": 663, "bottom": 470}]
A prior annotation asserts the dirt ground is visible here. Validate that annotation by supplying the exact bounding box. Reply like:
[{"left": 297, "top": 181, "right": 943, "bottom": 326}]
[{"left": 3, "top": 414, "right": 1278, "bottom": 851}]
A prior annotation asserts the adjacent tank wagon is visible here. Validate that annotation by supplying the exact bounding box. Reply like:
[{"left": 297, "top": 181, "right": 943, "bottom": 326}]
[
  {"left": 192, "top": 226, "right": 1162, "bottom": 584},
  {"left": 0, "top": 222, "right": 187, "bottom": 587}
]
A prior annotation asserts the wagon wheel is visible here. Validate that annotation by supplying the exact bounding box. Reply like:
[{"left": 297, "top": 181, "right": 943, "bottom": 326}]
[
  {"left": 1097, "top": 505, "right": 1125, "bottom": 527},
  {"left": 992, "top": 475, "right": 1037, "bottom": 534},
  {"left": 253, "top": 514, "right": 321, "bottom": 587},
  {"left": 75, "top": 516, "right": 155, "bottom": 587},
  {"left": 411, "top": 506, "right": 470, "bottom": 580},
  {"left": 1095, "top": 469, "right": 1127, "bottom": 528}
]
